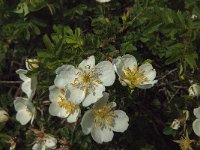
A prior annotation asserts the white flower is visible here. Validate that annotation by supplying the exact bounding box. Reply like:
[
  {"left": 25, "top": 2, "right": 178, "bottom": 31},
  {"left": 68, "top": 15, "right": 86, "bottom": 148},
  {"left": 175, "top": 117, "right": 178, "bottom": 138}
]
[
  {"left": 170, "top": 119, "right": 181, "bottom": 130},
  {"left": 188, "top": 83, "right": 200, "bottom": 98},
  {"left": 32, "top": 133, "right": 57, "bottom": 150},
  {"left": 191, "top": 14, "right": 197, "bottom": 20},
  {"left": 25, "top": 58, "right": 39, "bottom": 71},
  {"left": 16, "top": 69, "right": 37, "bottom": 99},
  {"left": 96, "top": 0, "right": 111, "bottom": 3},
  {"left": 14, "top": 97, "right": 36, "bottom": 125},
  {"left": 0, "top": 109, "right": 9, "bottom": 122},
  {"left": 192, "top": 107, "right": 200, "bottom": 136},
  {"left": 14, "top": 67, "right": 37, "bottom": 125},
  {"left": 81, "top": 92, "right": 129, "bottom": 144},
  {"left": 54, "top": 55, "right": 115, "bottom": 107},
  {"left": 48, "top": 85, "right": 80, "bottom": 123},
  {"left": 113, "top": 54, "right": 157, "bottom": 89}
]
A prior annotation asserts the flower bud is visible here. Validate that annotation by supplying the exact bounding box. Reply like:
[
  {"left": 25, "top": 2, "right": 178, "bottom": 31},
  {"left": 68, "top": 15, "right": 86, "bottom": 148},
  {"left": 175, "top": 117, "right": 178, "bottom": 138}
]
[
  {"left": 170, "top": 119, "right": 181, "bottom": 130},
  {"left": 25, "top": 58, "right": 39, "bottom": 71},
  {"left": 0, "top": 109, "right": 9, "bottom": 123},
  {"left": 188, "top": 83, "right": 200, "bottom": 98}
]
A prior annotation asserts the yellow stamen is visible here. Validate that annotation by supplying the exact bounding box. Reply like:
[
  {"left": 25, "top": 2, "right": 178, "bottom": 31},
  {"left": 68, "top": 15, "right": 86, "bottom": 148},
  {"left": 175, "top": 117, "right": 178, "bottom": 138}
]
[
  {"left": 59, "top": 88, "right": 65, "bottom": 96},
  {"left": 122, "top": 66, "right": 147, "bottom": 89},
  {"left": 58, "top": 96, "right": 77, "bottom": 114},
  {"left": 72, "top": 69, "right": 102, "bottom": 92},
  {"left": 93, "top": 105, "right": 115, "bottom": 128},
  {"left": 174, "top": 131, "right": 194, "bottom": 150}
]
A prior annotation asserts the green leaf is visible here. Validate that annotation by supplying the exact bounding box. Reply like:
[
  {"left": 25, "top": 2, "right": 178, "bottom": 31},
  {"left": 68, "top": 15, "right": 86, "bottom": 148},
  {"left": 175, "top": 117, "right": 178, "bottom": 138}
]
[{"left": 43, "top": 34, "right": 54, "bottom": 50}]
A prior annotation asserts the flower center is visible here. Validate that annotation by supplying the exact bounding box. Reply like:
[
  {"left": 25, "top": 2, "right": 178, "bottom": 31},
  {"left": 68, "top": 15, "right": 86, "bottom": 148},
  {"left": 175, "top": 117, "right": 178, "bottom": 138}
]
[
  {"left": 58, "top": 96, "right": 77, "bottom": 114},
  {"left": 178, "top": 136, "right": 193, "bottom": 150},
  {"left": 93, "top": 105, "right": 115, "bottom": 128},
  {"left": 72, "top": 68, "right": 102, "bottom": 92},
  {"left": 122, "top": 66, "right": 147, "bottom": 88},
  {"left": 82, "top": 74, "right": 91, "bottom": 83}
]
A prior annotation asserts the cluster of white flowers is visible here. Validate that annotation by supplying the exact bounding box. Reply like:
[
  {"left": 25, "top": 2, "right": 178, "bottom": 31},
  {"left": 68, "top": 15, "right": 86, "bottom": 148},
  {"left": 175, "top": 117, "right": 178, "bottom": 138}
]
[{"left": 13, "top": 55, "right": 157, "bottom": 148}]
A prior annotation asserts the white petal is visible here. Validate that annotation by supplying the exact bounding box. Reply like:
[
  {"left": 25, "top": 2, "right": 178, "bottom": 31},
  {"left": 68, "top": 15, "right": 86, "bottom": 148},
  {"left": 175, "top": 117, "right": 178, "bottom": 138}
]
[
  {"left": 93, "top": 92, "right": 109, "bottom": 109},
  {"left": 67, "top": 108, "right": 80, "bottom": 123},
  {"left": 193, "top": 119, "right": 200, "bottom": 137},
  {"left": 49, "top": 103, "right": 69, "bottom": 118},
  {"left": 54, "top": 66, "right": 78, "bottom": 88},
  {"left": 32, "top": 143, "right": 45, "bottom": 150},
  {"left": 16, "top": 69, "right": 28, "bottom": 81},
  {"left": 16, "top": 69, "right": 37, "bottom": 99},
  {"left": 121, "top": 54, "right": 137, "bottom": 70},
  {"left": 91, "top": 126, "right": 114, "bottom": 143},
  {"left": 137, "top": 80, "right": 158, "bottom": 89},
  {"left": 55, "top": 64, "right": 74, "bottom": 74},
  {"left": 16, "top": 109, "right": 32, "bottom": 125},
  {"left": 65, "top": 85, "right": 85, "bottom": 104},
  {"left": 49, "top": 85, "right": 63, "bottom": 103},
  {"left": 112, "top": 110, "right": 129, "bottom": 132},
  {"left": 82, "top": 84, "right": 105, "bottom": 107},
  {"left": 45, "top": 135, "right": 57, "bottom": 149},
  {"left": 95, "top": 61, "right": 116, "bottom": 86},
  {"left": 81, "top": 110, "right": 94, "bottom": 135},
  {"left": 21, "top": 78, "right": 32, "bottom": 99},
  {"left": 194, "top": 107, "right": 200, "bottom": 119},
  {"left": 139, "top": 63, "right": 156, "bottom": 81},
  {"left": 113, "top": 54, "right": 137, "bottom": 77},
  {"left": 112, "top": 56, "right": 123, "bottom": 76},
  {"left": 96, "top": 0, "right": 111, "bottom": 2},
  {"left": 14, "top": 97, "right": 29, "bottom": 111},
  {"left": 78, "top": 56, "right": 95, "bottom": 72}
]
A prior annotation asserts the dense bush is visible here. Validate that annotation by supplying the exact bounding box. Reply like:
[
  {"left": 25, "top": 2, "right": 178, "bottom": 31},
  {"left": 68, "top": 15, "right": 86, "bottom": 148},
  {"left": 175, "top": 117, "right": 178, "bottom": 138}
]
[{"left": 0, "top": 0, "right": 200, "bottom": 149}]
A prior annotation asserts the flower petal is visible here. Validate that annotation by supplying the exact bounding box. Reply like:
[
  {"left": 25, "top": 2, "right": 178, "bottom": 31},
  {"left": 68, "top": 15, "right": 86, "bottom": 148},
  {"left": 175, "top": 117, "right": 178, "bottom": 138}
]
[
  {"left": 112, "top": 110, "right": 129, "bottom": 132},
  {"left": 139, "top": 63, "right": 156, "bottom": 81},
  {"left": 193, "top": 119, "right": 200, "bottom": 137},
  {"left": 121, "top": 54, "right": 137, "bottom": 70},
  {"left": 65, "top": 85, "right": 86, "bottom": 104},
  {"left": 14, "top": 97, "right": 29, "bottom": 111},
  {"left": 32, "top": 143, "right": 45, "bottom": 150},
  {"left": 93, "top": 92, "right": 109, "bottom": 109},
  {"left": 91, "top": 126, "right": 114, "bottom": 143},
  {"left": 81, "top": 110, "right": 94, "bottom": 135},
  {"left": 113, "top": 54, "right": 137, "bottom": 77},
  {"left": 78, "top": 56, "right": 95, "bottom": 72},
  {"left": 16, "top": 69, "right": 28, "bottom": 81},
  {"left": 49, "top": 85, "right": 63, "bottom": 103},
  {"left": 95, "top": 61, "right": 115, "bottom": 86},
  {"left": 67, "top": 108, "right": 80, "bottom": 123},
  {"left": 16, "top": 69, "right": 37, "bottom": 99},
  {"left": 54, "top": 66, "right": 78, "bottom": 88},
  {"left": 16, "top": 109, "right": 32, "bottom": 125},
  {"left": 45, "top": 135, "right": 57, "bottom": 149},
  {"left": 55, "top": 64, "right": 74, "bottom": 74},
  {"left": 49, "top": 103, "right": 69, "bottom": 118},
  {"left": 96, "top": 0, "right": 111, "bottom": 3},
  {"left": 137, "top": 80, "right": 158, "bottom": 89},
  {"left": 194, "top": 107, "right": 200, "bottom": 119},
  {"left": 82, "top": 84, "right": 105, "bottom": 107}
]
